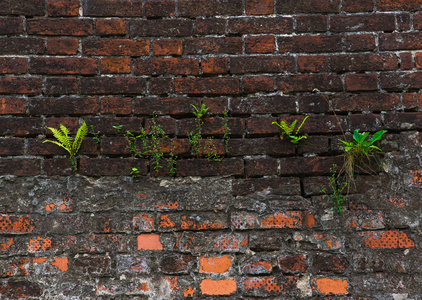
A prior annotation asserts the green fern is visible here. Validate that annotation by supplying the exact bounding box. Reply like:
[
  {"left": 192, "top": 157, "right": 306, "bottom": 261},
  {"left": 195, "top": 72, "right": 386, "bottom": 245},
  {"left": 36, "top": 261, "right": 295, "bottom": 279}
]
[
  {"left": 43, "top": 121, "right": 88, "bottom": 172},
  {"left": 272, "top": 116, "right": 308, "bottom": 144}
]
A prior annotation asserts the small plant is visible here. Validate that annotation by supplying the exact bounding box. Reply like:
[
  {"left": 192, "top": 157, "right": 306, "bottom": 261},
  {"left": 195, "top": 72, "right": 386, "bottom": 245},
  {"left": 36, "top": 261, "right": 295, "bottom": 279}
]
[
  {"left": 90, "top": 125, "right": 100, "bottom": 144},
  {"left": 168, "top": 141, "right": 177, "bottom": 176},
  {"left": 339, "top": 129, "right": 387, "bottom": 183},
  {"left": 113, "top": 125, "right": 123, "bottom": 132},
  {"left": 204, "top": 137, "right": 220, "bottom": 161},
  {"left": 191, "top": 104, "right": 209, "bottom": 119},
  {"left": 222, "top": 111, "right": 230, "bottom": 154},
  {"left": 321, "top": 164, "right": 348, "bottom": 214},
  {"left": 130, "top": 167, "right": 139, "bottom": 178},
  {"left": 272, "top": 116, "right": 309, "bottom": 144},
  {"left": 44, "top": 121, "right": 88, "bottom": 173}
]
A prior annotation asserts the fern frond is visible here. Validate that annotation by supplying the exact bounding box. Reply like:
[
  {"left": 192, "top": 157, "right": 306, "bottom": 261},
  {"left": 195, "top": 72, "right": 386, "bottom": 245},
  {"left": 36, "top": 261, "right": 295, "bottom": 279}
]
[
  {"left": 72, "top": 121, "right": 88, "bottom": 155},
  {"left": 295, "top": 116, "right": 309, "bottom": 135},
  {"left": 43, "top": 139, "right": 71, "bottom": 153},
  {"left": 47, "top": 127, "right": 72, "bottom": 153}
]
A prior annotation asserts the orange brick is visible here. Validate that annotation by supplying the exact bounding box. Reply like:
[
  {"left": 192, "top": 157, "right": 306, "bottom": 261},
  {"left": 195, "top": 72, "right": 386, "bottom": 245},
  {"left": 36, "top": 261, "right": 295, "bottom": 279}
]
[
  {"left": 361, "top": 230, "right": 414, "bottom": 249},
  {"left": 200, "top": 278, "right": 237, "bottom": 295},
  {"left": 153, "top": 39, "right": 183, "bottom": 56},
  {"left": 313, "top": 278, "right": 347, "bottom": 295},
  {"left": 28, "top": 237, "right": 52, "bottom": 253},
  {"left": 137, "top": 234, "right": 163, "bottom": 250},
  {"left": 0, "top": 215, "right": 35, "bottom": 233},
  {"left": 260, "top": 211, "right": 302, "bottom": 228},
  {"left": 101, "top": 57, "right": 131, "bottom": 74},
  {"left": 201, "top": 57, "right": 228, "bottom": 74},
  {"left": 411, "top": 170, "right": 422, "bottom": 185},
  {"left": 199, "top": 255, "right": 233, "bottom": 273}
]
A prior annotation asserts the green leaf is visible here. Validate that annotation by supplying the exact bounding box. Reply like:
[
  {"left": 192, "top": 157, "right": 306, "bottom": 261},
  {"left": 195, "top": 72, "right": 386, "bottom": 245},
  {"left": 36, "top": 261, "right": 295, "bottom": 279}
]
[
  {"left": 370, "top": 130, "right": 387, "bottom": 144},
  {"left": 72, "top": 121, "right": 88, "bottom": 156}
]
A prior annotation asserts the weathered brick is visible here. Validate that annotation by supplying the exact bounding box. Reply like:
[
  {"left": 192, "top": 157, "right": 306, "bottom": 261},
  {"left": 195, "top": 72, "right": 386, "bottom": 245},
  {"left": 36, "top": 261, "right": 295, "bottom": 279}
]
[
  {"left": 349, "top": 114, "right": 382, "bottom": 132},
  {"left": 100, "top": 97, "right": 132, "bottom": 115},
  {"left": 159, "top": 213, "right": 227, "bottom": 231},
  {"left": 400, "top": 52, "right": 413, "bottom": 70},
  {"left": 240, "top": 256, "right": 273, "bottom": 274},
  {"left": 0, "top": 77, "right": 42, "bottom": 95},
  {"left": 0, "top": 138, "right": 24, "bottom": 155},
  {"left": 331, "top": 53, "right": 398, "bottom": 72},
  {"left": 279, "top": 156, "right": 343, "bottom": 176},
  {"left": 80, "top": 77, "right": 146, "bottom": 95},
  {"left": 153, "top": 39, "right": 182, "bottom": 56},
  {"left": 229, "top": 138, "right": 295, "bottom": 157},
  {"left": 201, "top": 57, "right": 228, "bottom": 74},
  {"left": 150, "top": 78, "right": 173, "bottom": 95},
  {"left": 0, "top": 37, "right": 45, "bottom": 55},
  {"left": 30, "top": 57, "right": 97, "bottom": 75},
  {"left": 199, "top": 255, "right": 233, "bottom": 273},
  {"left": 377, "top": 0, "right": 422, "bottom": 11},
  {"left": 0, "top": 215, "right": 36, "bottom": 234},
  {"left": 0, "top": 117, "right": 40, "bottom": 136},
  {"left": 130, "top": 19, "right": 194, "bottom": 37},
  {"left": 330, "top": 14, "right": 395, "bottom": 32},
  {"left": 0, "top": 17, "right": 24, "bottom": 34},
  {"left": 145, "top": 0, "right": 175, "bottom": 17},
  {"left": 332, "top": 93, "right": 400, "bottom": 112},
  {"left": 48, "top": 0, "right": 79, "bottom": 16},
  {"left": 46, "top": 117, "right": 79, "bottom": 134},
  {"left": 397, "top": 13, "right": 411, "bottom": 31},
  {"left": 297, "top": 136, "right": 329, "bottom": 155},
  {"left": 298, "top": 95, "right": 329, "bottom": 113},
  {"left": 43, "top": 159, "right": 73, "bottom": 176},
  {"left": 83, "top": 38, "right": 149, "bottom": 56},
  {"left": 160, "top": 253, "right": 193, "bottom": 274},
  {"left": 360, "top": 230, "right": 414, "bottom": 249},
  {"left": 45, "top": 77, "right": 77, "bottom": 95},
  {"left": 0, "top": 0, "right": 45, "bottom": 16},
  {"left": 276, "top": 0, "right": 340, "bottom": 13},
  {"left": 30, "top": 137, "right": 96, "bottom": 156},
  {"left": 242, "top": 76, "right": 274, "bottom": 93},
  {"left": 29, "top": 97, "right": 97, "bottom": 115},
  {"left": 228, "top": 17, "right": 293, "bottom": 34},
  {"left": 0, "top": 57, "right": 27, "bottom": 75},
  {"left": 242, "top": 276, "right": 298, "bottom": 296},
  {"left": 277, "top": 74, "right": 343, "bottom": 93},
  {"left": 346, "top": 74, "right": 378, "bottom": 91},
  {"left": 0, "top": 282, "right": 42, "bottom": 299},
  {"left": 178, "top": 0, "right": 242, "bottom": 16},
  {"left": 196, "top": 18, "right": 226, "bottom": 35},
  {"left": 177, "top": 158, "right": 244, "bottom": 177},
  {"left": 135, "top": 97, "right": 198, "bottom": 116},
  {"left": 278, "top": 254, "right": 308, "bottom": 273},
  {"left": 175, "top": 77, "right": 240, "bottom": 95},
  {"left": 47, "top": 38, "right": 79, "bottom": 55},
  {"left": 245, "top": 36, "right": 275, "bottom": 54},
  {"left": 313, "top": 254, "right": 349, "bottom": 273},
  {"left": 343, "top": 0, "right": 374, "bottom": 12},
  {"left": 312, "top": 277, "right": 348, "bottom": 295},
  {"left": 296, "top": 15, "right": 327, "bottom": 33},
  {"left": 298, "top": 55, "right": 329, "bottom": 73},
  {"left": 232, "top": 95, "right": 295, "bottom": 115},
  {"left": 0, "top": 158, "right": 41, "bottom": 176},
  {"left": 79, "top": 158, "right": 148, "bottom": 176},
  {"left": 380, "top": 32, "right": 422, "bottom": 50},
  {"left": 245, "top": 116, "right": 278, "bottom": 136},
  {"left": 245, "top": 157, "right": 278, "bottom": 177},
  {"left": 246, "top": 0, "right": 274, "bottom": 15},
  {"left": 138, "top": 234, "right": 163, "bottom": 250},
  {"left": 344, "top": 33, "right": 376, "bottom": 52},
  {"left": 96, "top": 19, "right": 126, "bottom": 36},
  {"left": 100, "top": 57, "right": 131, "bottom": 74},
  {"left": 381, "top": 72, "right": 422, "bottom": 90},
  {"left": 231, "top": 56, "right": 295, "bottom": 74},
  {"left": 185, "top": 37, "right": 242, "bottom": 54},
  {"left": 83, "top": 0, "right": 143, "bottom": 16},
  {"left": 135, "top": 58, "right": 199, "bottom": 76},
  {"left": 278, "top": 35, "right": 342, "bottom": 53},
  {"left": 27, "top": 18, "right": 93, "bottom": 36},
  {"left": 74, "top": 254, "right": 111, "bottom": 275}
]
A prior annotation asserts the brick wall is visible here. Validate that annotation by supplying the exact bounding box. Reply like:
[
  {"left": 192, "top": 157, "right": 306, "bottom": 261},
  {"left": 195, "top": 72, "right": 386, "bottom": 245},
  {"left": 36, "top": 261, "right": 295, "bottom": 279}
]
[{"left": 1, "top": 0, "right": 422, "bottom": 298}]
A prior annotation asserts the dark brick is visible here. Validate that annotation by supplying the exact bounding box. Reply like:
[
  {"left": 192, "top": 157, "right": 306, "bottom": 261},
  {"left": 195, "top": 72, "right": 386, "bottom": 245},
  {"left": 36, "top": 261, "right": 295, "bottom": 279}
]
[
  {"left": 85, "top": 117, "right": 143, "bottom": 134},
  {"left": 332, "top": 93, "right": 400, "bottom": 112},
  {"left": 100, "top": 57, "right": 131, "bottom": 74},
  {"left": 96, "top": 19, "right": 126, "bottom": 36},
  {"left": 185, "top": 37, "right": 242, "bottom": 54},
  {"left": 43, "top": 158, "right": 74, "bottom": 176},
  {"left": 196, "top": 18, "right": 226, "bottom": 35},
  {"left": 245, "top": 157, "right": 278, "bottom": 177},
  {"left": 29, "top": 97, "right": 97, "bottom": 115},
  {"left": 331, "top": 53, "right": 398, "bottom": 72},
  {"left": 231, "top": 56, "right": 295, "bottom": 74},
  {"left": 297, "top": 136, "right": 329, "bottom": 155},
  {"left": 150, "top": 78, "right": 173, "bottom": 95},
  {"left": 46, "top": 117, "right": 79, "bottom": 134},
  {"left": 384, "top": 113, "right": 422, "bottom": 130},
  {"left": 331, "top": 14, "right": 395, "bottom": 32},
  {"left": 28, "top": 138, "right": 97, "bottom": 156},
  {"left": 130, "top": 19, "right": 194, "bottom": 37},
  {"left": 135, "top": 58, "right": 199, "bottom": 75},
  {"left": 30, "top": 57, "right": 97, "bottom": 75},
  {"left": 174, "top": 77, "right": 240, "bottom": 95},
  {"left": 278, "top": 254, "right": 308, "bottom": 273},
  {"left": 342, "top": 0, "right": 374, "bottom": 12},
  {"left": 314, "top": 254, "right": 349, "bottom": 272},
  {"left": 233, "top": 177, "right": 300, "bottom": 196},
  {"left": 100, "top": 97, "right": 132, "bottom": 115},
  {"left": 27, "top": 18, "right": 93, "bottom": 36},
  {"left": 201, "top": 57, "right": 229, "bottom": 74},
  {"left": 276, "top": 0, "right": 340, "bottom": 13},
  {"left": 344, "top": 34, "right": 376, "bottom": 52},
  {"left": 349, "top": 114, "right": 382, "bottom": 132},
  {"left": 0, "top": 158, "right": 41, "bottom": 176},
  {"left": 0, "top": 282, "right": 42, "bottom": 299},
  {"left": 73, "top": 255, "right": 111, "bottom": 275},
  {"left": 242, "top": 76, "right": 274, "bottom": 93},
  {"left": 242, "top": 275, "right": 298, "bottom": 296},
  {"left": 231, "top": 96, "right": 295, "bottom": 114},
  {"left": 176, "top": 158, "right": 244, "bottom": 177},
  {"left": 45, "top": 77, "right": 77, "bottom": 95},
  {"left": 301, "top": 115, "right": 348, "bottom": 134},
  {"left": 178, "top": 117, "right": 244, "bottom": 137},
  {"left": 145, "top": 0, "right": 175, "bottom": 17},
  {"left": 246, "top": 0, "right": 274, "bottom": 15},
  {"left": 0, "top": 77, "right": 42, "bottom": 95},
  {"left": 83, "top": 0, "right": 143, "bottom": 16},
  {"left": 278, "top": 35, "right": 342, "bottom": 53},
  {"left": 0, "top": 97, "right": 25, "bottom": 115},
  {"left": 298, "top": 55, "right": 329, "bottom": 73},
  {"left": 276, "top": 74, "right": 343, "bottom": 93},
  {"left": 381, "top": 72, "right": 422, "bottom": 91},
  {"left": 380, "top": 32, "right": 422, "bottom": 50},
  {"left": 0, "top": 138, "right": 24, "bottom": 155},
  {"left": 228, "top": 17, "right": 293, "bottom": 34},
  {"left": 0, "top": 57, "right": 27, "bottom": 74},
  {"left": 48, "top": 0, "right": 79, "bottom": 16},
  {"left": 47, "top": 38, "right": 79, "bottom": 55},
  {"left": 144, "top": 117, "right": 176, "bottom": 135},
  {"left": 100, "top": 137, "right": 130, "bottom": 156},
  {"left": 377, "top": 0, "right": 422, "bottom": 11},
  {"left": 83, "top": 38, "right": 149, "bottom": 56},
  {"left": 279, "top": 156, "right": 343, "bottom": 176},
  {"left": 80, "top": 158, "right": 148, "bottom": 176},
  {"left": 245, "top": 36, "right": 275, "bottom": 54},
  {"left": 80, "top": 77, "right": 146, "bottom": 95},
  {"left": 346, "top": 74, "right": 378, "bottom": 92},
  {"left": 178, "top": 0, "right": 242, "bottom": 16},
  {"left": 246, "top": 116, "right": 278, "bottom": 136},
  {"left": 0, "top": 17, "right": 24, "bottom": 34},
  {"left": 160, "top": 253, "right": 193, "bottom": 274},
  {"left": 0, "top": 0, "right": 45, "bottom": 16},
  {"left": 298, "top": 95, "right": 330, "bottom": 113},
  {"left": 397, "top": 13, "right": 411, "bottom": 31},
  {"left": 135, "top": 97, "right": 200, "bottom": 116},
  {"left": 415, "top": 13, "right": 422, "bottom": 30},
  {"left": 159, "top": 213, "right": 228, "bottom": 231},
  {"left": 303, "top": 176, "right": 330, "bottom": 196},
  {"left": 0, "top": 37, "right": 45, "bottom": 55},
  {"left": 400, "top": 52, "right": 413, "bottom": 70},
  {"left": 228, "top": 137, "right": 295, "bottom": 156},
  {"left": 152, "top": 39, "right": 183, "bottom": 56},
  {"left": 296, "top": 15, "right": 327, "bottom": 32}
]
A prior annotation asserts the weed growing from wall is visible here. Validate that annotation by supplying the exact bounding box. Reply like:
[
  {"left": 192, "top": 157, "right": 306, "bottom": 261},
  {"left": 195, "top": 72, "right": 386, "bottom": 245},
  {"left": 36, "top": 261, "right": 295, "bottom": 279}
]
[
  {"left": 321, "top": 164, "right": 348, "bottom": 214},
  {"left": 272, "top": 116, "right": 308, "bottom": 144}
]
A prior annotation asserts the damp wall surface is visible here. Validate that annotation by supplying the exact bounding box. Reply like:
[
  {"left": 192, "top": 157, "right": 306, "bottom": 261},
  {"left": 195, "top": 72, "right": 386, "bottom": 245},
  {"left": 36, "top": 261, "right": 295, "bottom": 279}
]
[{"left": 1, "top": 0, "right": 422, "bottom": 298}]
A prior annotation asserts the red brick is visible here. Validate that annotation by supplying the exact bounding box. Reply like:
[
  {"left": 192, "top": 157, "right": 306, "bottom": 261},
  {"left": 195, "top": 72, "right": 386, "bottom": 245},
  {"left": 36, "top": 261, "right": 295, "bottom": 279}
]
[
  {"left": 153, "top": 39, "right": 182, "bottom": 56},
  {"left": 160, "top": 253, "right": 193, "bottom": 274},
  {"left": 178, "top": 0, "right": 242, "bottom": 16},
  {"left": 46, "top": 117, "right": 79, "bottom": 134},
  {"left": 228, "top": 17, "right": 293, "bottom": 34},
  {"left": 45, "top": 77, "right": 77, "bottom": 95},
  {"left": 144, "top": 117, "right": 176, "bottom": 135},
  {"left": 331, "top": 53, "right": 398, "bottom": 72},
  {"left": 298, "top": 95, "right": 330, "bottom": 113},
  {"left": 0, "top": 215, "right": 36, "bottom": 233},
  {"left": 301, "top": 115, "right": 347, "bottom": 134},
  {"left": 101, "top": 97, "right": 132, "bottom": 115},
  {"left": 313, "top": 254, "right": 349, "bottom": 272},
  {"left": 101, "top": 58, "right": 131, "bottom": 74},
  {"left": 241, "top": 258, "right": 273, "bottom": 274},
  {"left": 276, "top": 0, "right": 340, "bottom": 13},
  {"left": 246, "top": 116, "right": 278, "bottom": 136},
  {"left": 130, "top": 19, "right": 194, "bottom": 37},
  {"left": 298, "top": 136, "right": 329, "bottom": 155},
  {"left": 176, "top": 159, "right": 244, "bottom": 177},
  {"left": 331, "top": 93, "right": 400, "bottom": 112},
  {"left": 0, "top": 138, "right": 24, "bottom": 155},
  {"left": 278, "top": 254, "right": 308, "bottom": 273},
  {"left": 80, "top": 77, "right": 146, "bottom": 95},
  {"left": 380, "top": 72, "right": 422, "bottom": 90},
  {"left": 346, "top": 74, "right": 378, "bottom": 91},
  {"left": 342, "top": 0, "right": 373, "bottom": 12},
  {"left": 80, "top": 158, "right": 148, "bottom": 176},
  {"left": 0, "top": 282, "right": 42, "bottom": 299},
  {"left": 231, "top": 95, "right": 295, "bottom": 114},
  {"left": 185, "top": 37, "right": 242, "bottom": 54},
  {"left": 30, "top": 57, "right": 97, "bottom": 75},
  {"left": 96, "top": 19, "right": 126, "bottom": 36},
  {"left": 245, "top": 36, "right": 275, "bottom": 53},
  {"left": 0, "top": 0, "right": 45, "bottom": 16},
  {"left": 242, "top": 76, "right": 274, "bottom": 93},
  {"left": 228, "top": 137, "right": 295, "bottom": 157},
  {"left": 400, "top": 52, "right": 413, "bottom": 70},
  {"left": 31, "top": 137, "right": 96, "bottom": 156},
  {"left": 175, "top": 77, "right": 239, "bottom": 95},
  {"left": 85, "top": 117, "right": 143, "bottom": 134},
  {"left": 0, "top": 117, "right": 41, "bottom": 136},
  {"left": 402, "top": 93, "right": 421, "bottom": 109},
  {"left": 276, "top": 74, "right": 342, "bottom": 93},
  {"left": 84, "top": 0, "right": 143, "bottom": 16},
  {"left": 384, "top": 113, "right": 422, "bottom": 130},
  {"left": 47, "top": 38, "right": 79, "bottom": 55},
  {"left": 200, "top": 278, "right": 237, "bottom": 296},
  {"left": 196, "top": 18, "right": 226, "bottom": 35},
  {"left": 349, "top": 114, "right": 382, "bottom": 132},
  {"left": 312, "top": 278, "right": 347, "bottom": 295},
  {"left": 159, "top": 213, "right": 227, "bottom": 231},
  {"left": 415, "top": 13, "right": 422, "bottom": 30},
  {"left": 245, "top": 157, "right": 278, "bottom": 177},
  {"left": 278, "top": 35, "right": 342, "bottom": 53},
  {"left": 150, "top": 78, "right": 173, "bottom": 95},
  {"left": 145, "top": 0, "right": 175, "bottom": 17},
  {"left": 416, "top": 53, "right": 422, "bottom": 69},
  {"left": 201, "top": 57, "right": 228, "bottom": 74},
  {"left": 83, "top": 38, "right": 149, "bottom": 56},
  {"left": 231, "top": 56, "right": 295, "bottom": 74},
  {"left": 135, "top": 97, "right": 200, "bottom": 116},
  {"left": 246, "top": 0, "right": 274, "bottom": 15},
  {"left": 279, "top": 156, "right": 343, "bottom": 176},
  {"left": 0, "top": 37, "right": 45, "bottom": 55},
  {"left": 135, "top": 58, "right": 199, "bottom": 75},
  {"left": 100, "top": 137, "right": 130, "bottom": 156},
  {"left": 397, "top": 13, "right": 411, "bottom": 31},
  {"left": 0, "top": 57, "right": 26, "bottom": 74},
  {"left": 298, "top": 55, "right": 329, "bottom": 73},
  {"left": 344, "top": 34, "right": 376, "bottom": 52},
  {"left": 0, "top": 77, "right": 42, "bottom": 95},
  {"left": 27, "top": 18, "right": 93, "bottom": 36},
  {"left": 377, "top": 0, "right": 422, "bottom": 11},
  {"left": 29, "top": 97, "right": 97, "bottom": 115},
  {"left": 0, "top": 158, "right": 41, "bottom": 176},
  {"left": 330, "top": 14, "right": 395, "bottom": 32},
  {"left": 0, "top": 17, "right": 24, "bottom": 34},
  {"left": 74, "top": 255, "right": 111, "bottom": 275},
  {"left": 296, "top": 15, "right": 327, "bottom": 33},
  {"left": 48, "top": 0, "right": 79, "bottom": 16},
  {"left": 260, "top": 211, "right": 302, "bottom": 229},
  {"left": 380, "top": 32, "right": 422, "bottom": 50}
]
